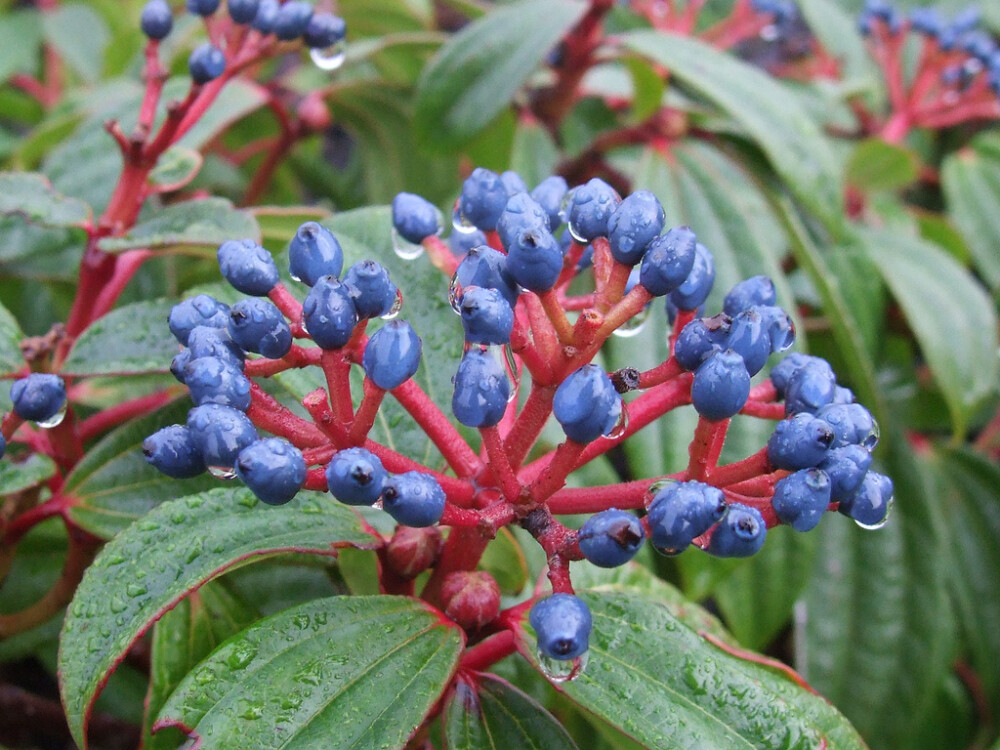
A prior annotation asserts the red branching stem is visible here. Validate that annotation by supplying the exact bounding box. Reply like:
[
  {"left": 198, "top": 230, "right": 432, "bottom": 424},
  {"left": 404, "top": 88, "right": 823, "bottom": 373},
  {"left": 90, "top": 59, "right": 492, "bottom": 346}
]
[
  {"left": 459, "top": 629, "right": 517, "bottom": 672},
  {"left": 749, "top": 380, "right": 777, "bottom": 401},
  {"left": 391, "top": 379, "right": 482, "bottom": 478},
  {"left": 303, "top": 467, "right": 328, "bottom": 491},
  {"left": 2, "top": 494, "right": 70, "bottom": 547},
  {"left": 480, "top": 426, "right": 523, "bottom": 504},
  {"left": 528, "top": 440, "right": 587, "bottom": 503},
  {"left": 591, "top": 238, "right": 615, "bottom": 311},
  {"left": 522, "top": 294, "right": 560, "bottom": 365},
  {"left": 243, "top": 345, "right": 321, "bottom": 377},
  {"left": 302, "top": 388, "right": 349, "bottom": 445},
  {"left": 349, "top": 379, "right": 385, "bottom": 445},
  {"left": 77, "top": 388, "right": 183, "bottom": 443},
  {"left": 561, "top": 293, "right": 595, "bottom": 312},
  {"left": 547, "top": 474, "right": 683, "bottom": 513},
  {"left": 638, "top": 357, "right": 684, "bottom": 389},
  {"left": 45, "top": 409, "right": 83, "bottom": 471},
  {"left": 510, "top": 311, "right": 554, "bottom": 383},
  {"left": 421, "top": 527, "right": 492, "bottom": 606},
  {"left": 136, "top": 41, "right": 168, "bottom": 138},
  {"left": 712, "top": 448, "right": 772, "bottom": 486},
  {"left": 503, "top": 384, "right": 556, "bottom": 469},
  {"left": 686, "top": 417, "right": 729, "bottom": 482},
  {"left": 10, "top": 74, "right": 54, "bottom": 107},
  {"left": 740, "top": 400, "right": 785, "bottom": 420},
  {"left": 361, "top": 440, "right": 475, "bottom": 505},
  {"left": 1, "top": 413, "right": 25, "bottom": 441},
  {"left": 722, "top": 489, "right": 779, "bottom": 527},
  {"left": 546, "top": 556, "right": 575, "bottom": 594},
  {"left": 422, "top": 236, "right": 460, "bottom": 276},
  {"left": 89, "top": 250, "right": 154, "bottom": 321},
  {"left": 598, "top": 261, "right": 632, "bottom": 310},
  {"left": 556, "top": 242, "right": 588, "bottom": 289},
  {"left": 727, "top": 470, "right": 787, "bottom": 496},
  {"left": 248, "top": 384, "right": 328, "bottom": 448},
  {"left": 537, "top": 289, "right": 575, "bottom": 345},
  {"left": 320, "top": 349, "right": 354, "bottom": 424},
  {"left": 267, "top": 283, "right": 306, "bottom": 336},
  {"left": 440, "top": 504, "right": 485, "bottom": 528}
]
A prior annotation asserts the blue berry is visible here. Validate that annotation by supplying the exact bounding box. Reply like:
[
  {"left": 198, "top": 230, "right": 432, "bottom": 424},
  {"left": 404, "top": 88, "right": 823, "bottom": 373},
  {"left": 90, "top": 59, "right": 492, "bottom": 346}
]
[
  {"left": 691, "top": 350, "right": 750, "bottom": 422},
  {"left": 0, "top": 433, "right": 5, "bottom": 459},
  {"left": 303, "top": 12, "right": 345, "bottom": 48},
  {"left": 289, "top": 221, "right": 343, "bottom": 286},
  {"left": 952, "top": 5, "right": 980, "bottom": 35},
  {"left": 639, "top": 226, "right": 698, "bottom": 297},
  {"left": 187, "top": 325, "right": 244, "bottom": 369},
  {"left": 530, "top": 176, "right": 568, "bottom": 231},
  {"left": 169, "top": 294, "right": 230, "bottom": 346},
  {"left": 251, "top": 0, "right": 279, "bottom": 31},
  {"left": 577, "top": 509, "right": 644, "bottom": 567},
  {"left": 669, "top": 242, "right": 715, "bottom": 311},
  {"left": 553, "top": 364, "right": 622, "bottom": 443},
  {"left": 497, "top": 193, "right": 549, "bottom": 252},
  {"left": 500, "top": 170, "right": 528, "bottom": 197},
  {"left": 343, "top": 260, "right": 397, "bottom": 320},
  {"left": 771, "top": 469, "right": 831, "bottom": 532},
  {"left": 758, "top": 305, "right": 795, "bottom": 353},
  {"left": 142, "top": 425, "right": 206, "bottom": 478},
  {"left": 236, "top": 438, "right": 306, "bottom": 505},
  {"left": 451, "top": 349, "right": 509, "bottom": 428},
  {"left": 673, "top": 314, "right": 730, "bottom": 372},
  {"left": 647, "top": 480, "right": 728, "bottom": 554},
  {"left": 392, "top": 192, "right": 441, "bottom": 244},
  {"left": 187, "top": 403, "right": 257, "bottom": 470},
  {"left": 381, "top": 471, "right": 446, "bottom": 527},
  {"left": 184, "top": 356, "right": 252, "bottom": 410},
  {"left": 449, "top": 229, "right": 487, "bottom": 255},
  {"left": 228, "top": 298, "right": 292, "bottom": 359},
  {"left": 832, "top": 385, "right": 855, "bottom": 404},
  {"left": 141, "top": 0, "right": 173, "bottom": 39},
  {"left": 818, "top": 445, "right": 872, "bottom": 502},
  {"left": 767, "top": 413, "right": 835, "bottom": 469},
  {"left": 459, "top": 287, "right": 514, "bottom": 345},
  {"left": 505, "top": 225, "right": 563, "bottom": 292},
  {"left": 910, "top": 7, "right": 943, "bottom": 36},
  {"left": 217, "top": 239, "right": 279, "bottom": 296},
  {"left": 566, "top": 178, "right": 619, "bottom": 242},
  {"left": 529, "top": 594, "right": 592, "bottom": 660},
  {"left": 362, "top": 320, "right": 422, "bottom": 390},
  {"left": 326, "top": 448, "right": 386, "bottom": 506},
  {"left": 707, "top": 503, "right": 766, "bottom": 557},
  {"left": 301, "top": 276, "right": 358, "bottom": 350},
  {"left": 452, "top": 246, "right": 519, "bottom": 310},
  {"left": 769, "top": 352, "right": 813, "bottom": 397},
  {"left": 607, "top": 190, "right": 665, "bottom": 266},
  {"left": 10, "top": 374, "right": 66, "bottom": 423},
  {"left": 171, "top": 349, "right": 192, "bottom": 384},
  {"left": 273, "top": 0, "right": 313, "bottom": 40},
  {"left": 186, "top": 0, "right": 220, "bottom": 15},
  {"left": 459, "top": 168, "right": 509, "bottom": 232},
  {"left": 227, "top": 0, "right": 259, "bottom": 23},
  {"left": 784, "top": 358, "right": 836, "bottom": 415},
  {"left": 838, "top": 471, "right": 893, "bottom": 527},
  {"left": 816, "top": 403, "right": 878, "bottom": 450},
  {"left": 726, "top": 308, "right": 771, "bottom": 377},
  {"left": 188, "top": 43, "right": 226, "bottom": 84},
  {"left": 723, "top": 275, "right": 776, "bottom": 317}
]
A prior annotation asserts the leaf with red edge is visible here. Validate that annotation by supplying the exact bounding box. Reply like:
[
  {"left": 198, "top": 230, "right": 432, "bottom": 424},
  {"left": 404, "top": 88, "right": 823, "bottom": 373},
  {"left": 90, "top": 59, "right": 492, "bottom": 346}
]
[{"left": 58, "top": 486, "right": 377, "bottom": 750}]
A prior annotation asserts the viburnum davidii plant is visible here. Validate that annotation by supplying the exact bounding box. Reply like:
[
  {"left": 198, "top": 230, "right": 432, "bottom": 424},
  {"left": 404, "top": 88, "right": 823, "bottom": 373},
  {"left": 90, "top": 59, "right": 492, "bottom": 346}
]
[{"left": 0, "top": 0, "right": 998, "bottom": 749}]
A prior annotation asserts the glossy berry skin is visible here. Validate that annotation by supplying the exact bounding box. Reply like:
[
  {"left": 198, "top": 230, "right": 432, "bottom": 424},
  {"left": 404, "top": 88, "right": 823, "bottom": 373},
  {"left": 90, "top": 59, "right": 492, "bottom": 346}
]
[
  {"left": 500, "top": 170, "right": 527, "bottom": 197},
  {"left": 451, "top": 349, "right": 509, "bottom": 428},
  {"left": 691, "top": 350, "right": 750, "bottom": 422},
  {"left": 289, "top": 222, "right": 343, "bottom": 286},
  {"left": 344, "top": 260, "right": 397, "bottom": 320},
  {"left": 669, "top": 242, "right": 715, "bottom": 311},
  {"left": 188, "top": 44, "right": 226, "bottom": 84},
  {"left": 184, "top": 356, "right": 252, "bottom": 411},
  {"left": 273, "top": 0, "right": 313, "bottom": 40},
  {"left": 143, "top": 425, "right": 206, "bottom": 478},
  {"left": 186, "top": 404, "right": 257, "bottom": 470},
  {"left": 772, "top": 469, "right": 831, "bottom": 532},
  {"left": 647, "top": 481, "right": 728, "bottom": 554},
  {"left": 452, "top": 246, "right": 519, "bottom": 310},
  {"left": 362, "top": 320, "right": 422, "bottom": 390},
  {"left": 459, "top": 168, "right": 509, "bottom": 232},
  {"left": 236, "top": 438, "right": 306, "bottom": 505},
  {"left": 530, "top": 175, "right": 568, "bottom": 231},
  {"left": 816, "top": 403, "right": 878, "bottom": 450},
  {"left": 726, "top": 308, "right": 771, "bottom": 376},
  {"left": 639, "top": 226, "right": 698, "bottom": 297},
  {"left": 303, "top": 13, "right": 346, "bottom": 48},
  {"left": 140, "top": 0, "right": 173, "bottom": 39},
  {"left": 769, "top": 352, "right": 814, "bottom": 397},
  {"left": 553, "top": 364, "right": 622, "bottom": 443},
  {"left": 187, "top": 325, "right": 245, "bottom": 370},
  {"left": 10, "top": 374, "right": 66, "bottom": 423},
  {"left": 839, "top": 471, "right": 893, "bottom": 527},
  {"left": 529, "top": 594, "right": 592, "bottom": 660},
  {"left": 326, "top": 448, "right": 386, "bottom": 506},
  {"left": 381, "top": 471, "right": 446, "bottom": 527},
  {"left": 302, "top": 276, "right": 358, "bottom": 350},
  {"left": 227, "top": 0, "right": 259, "bottom": 23},
  {"left": 607, "top": 190, "right": 665, "bottom": 266},
  {"left": 673, "top": 314, "right": 730, "bottom": 372},
  {"left": 758, "top": 305, "right": 795, "bottom": 353},
  {"left": 577, "top": 509, "right": 645, "bottom": 568},
  {"left": 723, "top": 275, "right": 776, "bottom": 317},
  {"left": 566, "top": 178, "right": 619, "bottom": 242},
  {"left": 449, "top": 228, "right": 487, "bottom": 255},
  {"left": 505, "top": 226, "right": 563, "bottom": 292},
  {"left": 171, "top": 349, "right": 192, "bottom": 384},
  {"left": 767, "top": 413, "right": 835, "bottom": 470},
  {"left": 459, "top": 287, "right": 514, "bottom": 345},
  {"left": 784, "top": 358, "right": 837, "bottom": 416},
  {"left": 251, "top": 0, "right": 279, "bottom": 32},
  {"left": 186, "top": 0, "right": 219, "bottom": 15},
  {"left": 497, "top": 193, "right": 549, "bottom": 252},
  {"left": 217, "top": 239, "right": 279, "bottom": 296},
  {"left": 707, "top": 503, "right": 766, "bottom": 558},
  {"left": 819, "top": 445, "right": 872, "bottom": 502},
  {"left": 392, "top": 192, "right": 440, "bottom": 244},
  {"left": 228, "top": 298, "right": 292, "bottom": 359},
  {"left": 169, "top": 294, "right": 230, "bottom": 345}
]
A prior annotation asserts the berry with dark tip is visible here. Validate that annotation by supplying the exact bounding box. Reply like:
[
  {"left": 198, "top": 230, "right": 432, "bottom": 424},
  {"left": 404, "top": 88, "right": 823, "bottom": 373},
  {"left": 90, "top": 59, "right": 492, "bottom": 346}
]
[
  {"left": 566, "top": 178, "right": 619, "bottom": 242},
  {"left": 141, "top": 0, "right": 173, "bottom": 39},
  {"left": 228, "top": 298, "right": 292, "bottom": 359},
  {"left": 784, "top": 357, "right": 837, "bottom": 415},
  {"left": 186, "top": 0, "right": 220, "bottom": 15},
  {"left": 289, "top": 221, "right": 343, "bottom": 286},
  {"left": 251, "top": 0, "right": 278, "bottom": 32},
  {"left": 451, "top": 349, "right": 509, "bottom": 428},
  {"left": 142, "top": 425, "right": 206, "bottom": 478},
  {"left": 392, "top": 192, "right": 441, "bottom": 244},
  {"left": 303, "top": 13, "right": 345, "bottom": 48},
  {"left": 726, "top": 308, "right": 771, "bottom": 376},
  {"left": 381, "top": 471, "right": 446, "bottom": 527},
  {"left": 771, "top": 468, "right": 832, "bottom": 532},
  {"left": 639, "top": 226, "right": 698, "bottom": 297},
  {"left": 236, "top": 438, "right": 306, "bottom": 505},
  {"left": 184, "top": 356, "right": 252, "bottom": 410},
  {"left": 171, "top": 349, "right": 192, "bottom": 384},
  {"left": 326, "top": 447, "right": 386, "bottom": 506},
  {"left": 497, "top": 192, "right": 549, "bottom": 252},
  {"left": 227, "top": 0, "right": 259, "bottom": 23},
  {"left": 553, "top": 364, "right": 622, "bottom": 443},
  {"left": 301, "top": 276, "right": 358, "bottom": 350},
  {"left": 10, "top": 374, "right": 66, "bottom": 423},
  {"left": 767, "top": 412, "right": 835, "bottom": 469},
  {"left": 529, "top": 593, "right": 592, "bottom": 660},
  {"left": 673, "top": 314, "right": 731, "bottom": 371},
  {"left": 839, "top": 471, "right": 893, "bottom": 527},
  {"left": 505, "top": 225, "right": 563, "bottom": 292},
  {"left": 362, "top": 320, "right": 422, "bottom": 390},
  {"left": 723, "top": 275, "right": 776, "bottom": 317},
  {"left": 188, "top": 43, "right": 226, "bottom": 84},
  {"left": 530, "top": 175, "right": 568, "bottom": 231},
  {"left": 769, "top": 352, "right": 814, "bottom": 397},
  {"left": 459, "top": 168, "right": 509, "bottom": 232},
  {"left": 450, "top": 228, "right": 487, "bottom": 255},
  {"left": 168, "top": 294, "right": 230, "bottom": 346},
  {"left": 187, "top": 325, "right": 244, "bottom": 369},
  {"left": 669, "top": 241, "right": 715, "bottom": 311},
  {"left": 607, "top": 190, "right": 665, "bottom": 266},
  {"left": 500, "top": 170, "right": 528, "bottom": 197},
  {"left": 577, "top": 509, "right": 645, "bottom": 568},
  {"left": 691, "top": 350, "right": 751, "bottom": 422},
  {"left": 816, "top": 403, "right": 878, "bottom": 450},
  {"left": 452, "top": 246, "right": 519, "bottom": 310},
  {"left": 343, "top": 260, "right": 398, "bottom": 320},
  {"left": 647, "top": 480, "right": 728, "bottom": 555},
  {"left": 707, "top": 503, "right": 766, "bottom": 557},
  {"left": 459, "top": 287, "right": 514, "bottom": 345},
  {"left": 273, "top": 0, "right": 313, "bottom": 40},
  {"left": 819, "top": 445, "right": 872, "bottom": 502},
  {"left": 186, "top": 403, "right": 257, "bottom": 470},
  {"left": 217, "top": 239, "right": 279, "bottom": 296}
]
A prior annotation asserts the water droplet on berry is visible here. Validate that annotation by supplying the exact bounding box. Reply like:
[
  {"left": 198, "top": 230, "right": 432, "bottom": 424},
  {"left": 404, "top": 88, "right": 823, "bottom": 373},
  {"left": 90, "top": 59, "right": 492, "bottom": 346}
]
[
  {"left": 451, "top": 200, "right": 478, "bottom": 234},
  {"left": 611, "top": 305, "right": 650, "bottom": 338},
  {"left": 372, "top": 498, "right": 384, "bottom": 510},
  {"left": 36, "top": 400, "right": 68, "bottom": 428},
  {"left": 391, "top": 228, "right": 424, "bottom": 260},
  {"left": 855, "top": 501, "right": 892, "bottom": 531},
  {"left": 309, "top": 41, "right": 346, "bottom": 71},
  {"left": 380, "top": 288, "right": 404, "bottom": 320},
  {"left": 502, "top": 343, "right": 520, "bottom": 400},
  {"left": 558, "top": 189, "right": 573, "bottom": 227},
  {"left": 537, "top": 649, "right": 589, "bottom": 682},
  {"left": 290, "top": 271, "right": 303, "bottom": 283},
  {"left": 863, "top": 418, "right": 880, "bottom": 451},
  {"left": 208, "top": 465, "right": 238, "bottom": 480},
  {"left": 605, "top": 407, "right": 629, "bottom": 439},
  {"left": 448, "top": 272, "right": 465, "bottom": 314},
  {"left": 759, "top": 23, "right": 779, "bottom": 42},
  {"left": 646, "top": 477, "right": 676, "bottom": 498},
  {"left": 566, "top": 219, "right": 588, "bottom": 244}
]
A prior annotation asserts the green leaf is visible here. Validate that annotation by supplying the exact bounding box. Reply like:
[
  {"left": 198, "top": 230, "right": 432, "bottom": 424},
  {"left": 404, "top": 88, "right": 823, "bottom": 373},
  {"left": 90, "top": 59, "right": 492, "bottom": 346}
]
[
  {"left": 61, "top": 299, "right": 179, "bottom": 376},
  {"left": 0, "top": 10, "right": 43, "bottom": 84},
  {"left": 857, "top": 228, "right": 998, "bottom": 437},
  {"left": 0, "top": 298, "right": 25, "bottom": 376},
  {"left": 941, "top": 134, "right": 1000, "bottom": 289},
  {"left": 97, "top": 198, "right": 260, "bottom": 254},
  {"left": 155, "top": 596, "right": 463, "bottom": 750},
  {"left": 798, "top": 0, "right": 877, "bottom": 90},
  {"left": 413, "top": 0, "right": 588, "bottom": 148},
  {"left": 510, "top": 120, "right": 560, "bottom": 190},
  {"left": 444, "top": 673, "right": 579, "bottom": 750},
  {"left": 479, "top": 528, "right": 529, "bottom": 595},
  {"left": 148, "top": 146, "right": 204, "bottom": 193},
  {"left": 0, "top": 453, "right": 57, "bottom": 496},
  {"left": 59, "top": 486, "right": 376, "bottom": 750},
  {"left": 846, "top": 138, "right": 919, "bottom": 192},
  {"left": 0, "top": 172, "right": 92, "bottom": 228},
  {"left": 42, "top": 3, "right": 110, "bottom": 83},
  {"left": 621, "top": 32, "right": 843, "bottom": 229}
]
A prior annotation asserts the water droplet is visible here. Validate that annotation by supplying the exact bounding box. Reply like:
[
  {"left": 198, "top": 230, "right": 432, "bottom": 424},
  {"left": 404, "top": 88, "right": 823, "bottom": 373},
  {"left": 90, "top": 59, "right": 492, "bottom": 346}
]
[
  {"left": 612, "top": 304, "right": 650, "bottom": 338},
  {"left": 309, "top": 41, "right": 346, "bottom": 71},
  {"left": 391, "top": 227, "right": 424, "bottom": 260},
  {"left": 126, "top": 583, "right": 147, "bottom": 598},
  {"left": 503, "top": 343, "right": 520, "bottom": 401},
  {"left": 451, "top": 200, "right": 478, "bottom": 234},
  {"left": 110, "top": 597, "right": 128, "bottom": 614},
  {"left": 537, "top": 649, "right": 589, "bottom": 682},
  {"left": 36, "top": 400, "right": 68, "bottom": 429},
  {"left": 380, "top": 288, "right": 404, "bottom": 320},
  {"left": 227, "top": 643, "right": 258, "bottom": 671},
  {"left": 208, "top": 464, "right": 237, "bottom": 480},
  {"left": 646, "top": 477, "right": 676, "bottom": 498},
  {"left": 605, "top": 407, "right": 629, "bottom": 440},
  {"left": 372, "top": 498, "right": 384, "bottom": 510},
  {"left": 863, "top": 418, "right": 880, "bottom": 451},
  {"left": 448, "top": 272, "right": 465, "bottom": 314},
  {"left": 759, "top": 23, "right": 779, "bottom": 42},
  {"left": 566, "top": 219, "right": 588, "bottom": 244}
]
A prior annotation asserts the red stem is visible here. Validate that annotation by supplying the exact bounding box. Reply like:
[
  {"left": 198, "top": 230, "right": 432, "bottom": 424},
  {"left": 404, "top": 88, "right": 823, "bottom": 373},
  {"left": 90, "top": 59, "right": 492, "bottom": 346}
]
[
  {"left": 479, "top": 426, "right": 523, "bottom": 504},
  {"left": 503, "top": 384, "right": 556, "bottom": 469},
  {"left": 77, "top": 388, "right": 183, "bottom": 443},
  {"left": 349, "top": 379, "right": 385, "bottom": 445},
  {"left": 459, "top": 629, "right": 517, "bottom": 672},
  {"left": 390, "top": 379, "right": 482, "bottom": 478}
]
